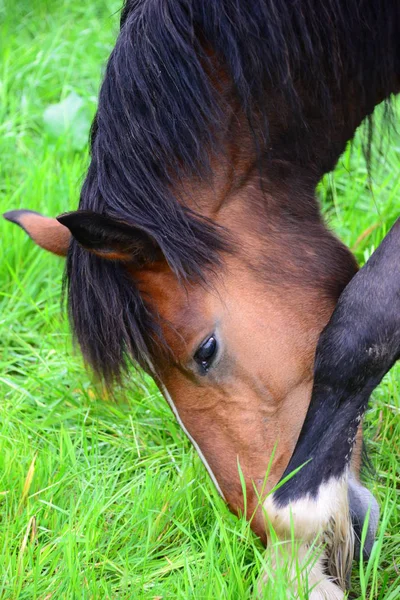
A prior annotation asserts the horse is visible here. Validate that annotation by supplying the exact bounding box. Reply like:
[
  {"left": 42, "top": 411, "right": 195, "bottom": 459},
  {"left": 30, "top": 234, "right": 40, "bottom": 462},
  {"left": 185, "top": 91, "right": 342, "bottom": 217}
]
[{"left": 4, "top": 1, "right": 400, "bottom": 597}]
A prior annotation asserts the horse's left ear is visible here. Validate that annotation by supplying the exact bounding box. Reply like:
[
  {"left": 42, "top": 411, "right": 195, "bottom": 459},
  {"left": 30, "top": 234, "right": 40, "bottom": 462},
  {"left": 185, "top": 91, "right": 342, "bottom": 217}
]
[
  {"left": 4, "top": 209, "right": 71, "bottom": 256},
  {"left": 57, "top": 210, "right": 161, "bottom": 262}
]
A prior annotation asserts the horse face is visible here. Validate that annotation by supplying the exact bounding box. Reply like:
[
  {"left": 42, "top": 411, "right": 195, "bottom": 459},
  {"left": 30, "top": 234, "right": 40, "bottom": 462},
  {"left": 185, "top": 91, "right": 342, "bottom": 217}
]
[
  {"left": 132, "top": 255, "right": 328, "bottom": 539},
  {"left": 4, "top": 204, "right": 358, "bottom": 542}
]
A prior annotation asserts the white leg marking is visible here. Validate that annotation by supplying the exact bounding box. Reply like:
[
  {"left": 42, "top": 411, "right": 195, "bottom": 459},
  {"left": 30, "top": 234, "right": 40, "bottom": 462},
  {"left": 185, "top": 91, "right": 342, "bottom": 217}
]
[
  {"left": 261, "top": 474, "right": 353, "bottom": 596},
  {"left": 161, "top": 384, "right": 226, "bottom": 500},
  {"left": 259, "top": 542, "right": 345, "bottom": 599},
  {"left": 263, "top": 476, "right": 349, "bottom": 540}
]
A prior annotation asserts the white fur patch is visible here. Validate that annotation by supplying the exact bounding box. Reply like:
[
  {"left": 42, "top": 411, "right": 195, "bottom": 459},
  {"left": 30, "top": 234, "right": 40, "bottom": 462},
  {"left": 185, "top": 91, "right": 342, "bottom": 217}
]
[
  {"left": 259, "top": 542, "right": 345, "bottom": 599},
  {"left": 264, "top": 477, "right": 349, "bottom": 540},
  {"left": 261, "top": 474, "right": 354, "bottom": 595}
]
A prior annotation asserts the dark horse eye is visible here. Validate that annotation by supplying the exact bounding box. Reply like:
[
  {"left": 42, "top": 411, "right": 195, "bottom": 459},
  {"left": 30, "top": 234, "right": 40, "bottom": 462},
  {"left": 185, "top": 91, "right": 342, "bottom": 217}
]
[{"left": 194, "top": 336, "right": 217, "bottom": 372}]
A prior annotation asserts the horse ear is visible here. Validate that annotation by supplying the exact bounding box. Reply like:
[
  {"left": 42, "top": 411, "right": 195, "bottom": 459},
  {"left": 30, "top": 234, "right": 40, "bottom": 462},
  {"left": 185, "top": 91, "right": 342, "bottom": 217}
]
[
  {"left": 56, "top": 210, "right": 162, "bottom": 262},
  {"left": 3, "top": 209, "right": 71, "bottom": 256}
]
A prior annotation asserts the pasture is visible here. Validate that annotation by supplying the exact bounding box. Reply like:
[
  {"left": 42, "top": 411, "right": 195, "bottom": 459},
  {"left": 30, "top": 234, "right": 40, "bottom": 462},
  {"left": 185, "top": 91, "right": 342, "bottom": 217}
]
[{"left": 0, "top": 1, "right": 399, "bottom": 598}]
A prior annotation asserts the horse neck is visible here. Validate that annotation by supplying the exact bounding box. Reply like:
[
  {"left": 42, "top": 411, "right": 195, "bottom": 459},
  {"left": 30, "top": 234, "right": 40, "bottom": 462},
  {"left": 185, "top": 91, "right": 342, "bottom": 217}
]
[
  {"left": 175, "top": 95, "right": 365, "bottom": 307},
  {"left": 179, "top": 78, "right": 385, "bottom": 223}
]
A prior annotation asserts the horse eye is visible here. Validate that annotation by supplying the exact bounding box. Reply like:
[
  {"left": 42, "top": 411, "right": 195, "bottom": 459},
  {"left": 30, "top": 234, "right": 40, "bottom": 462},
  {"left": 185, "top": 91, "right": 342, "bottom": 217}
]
[{"left": 194, "top": 335, "right": 217, "bottom": 372}]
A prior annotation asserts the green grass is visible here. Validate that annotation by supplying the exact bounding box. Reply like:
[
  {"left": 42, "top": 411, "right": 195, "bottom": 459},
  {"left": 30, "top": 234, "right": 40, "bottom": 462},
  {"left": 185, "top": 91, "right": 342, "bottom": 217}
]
[{"left": 0, "top": 1, "right": 399, "bottom": 598}]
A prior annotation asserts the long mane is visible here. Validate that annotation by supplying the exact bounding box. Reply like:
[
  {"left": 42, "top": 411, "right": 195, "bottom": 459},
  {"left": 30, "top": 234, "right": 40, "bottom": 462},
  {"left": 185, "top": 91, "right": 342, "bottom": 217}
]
[{"left": 66, "top": 0, "right": 398, "bottom": 383}]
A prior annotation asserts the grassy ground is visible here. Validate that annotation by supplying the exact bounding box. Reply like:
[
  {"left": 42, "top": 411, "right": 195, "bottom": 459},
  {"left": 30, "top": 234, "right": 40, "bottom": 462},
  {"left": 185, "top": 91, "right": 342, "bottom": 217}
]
[{"left": 0, "top": 1, "right": 399, "bottom": 598}]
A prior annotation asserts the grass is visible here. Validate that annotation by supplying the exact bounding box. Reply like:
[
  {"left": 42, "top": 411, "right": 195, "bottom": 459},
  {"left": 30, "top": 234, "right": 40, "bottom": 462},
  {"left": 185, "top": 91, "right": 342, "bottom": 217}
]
[{"left": 0, "top": 0, "right": 399, "bottom": 598}]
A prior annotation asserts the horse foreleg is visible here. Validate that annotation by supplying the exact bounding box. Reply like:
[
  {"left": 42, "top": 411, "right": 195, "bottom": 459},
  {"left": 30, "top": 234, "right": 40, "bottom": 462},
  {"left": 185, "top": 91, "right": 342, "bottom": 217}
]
[
  {"left": 261, "top": 218, "right": 400, "bottom": 596},
  {"left": 348, "top": 426, "right": 380, "bottom": 562}
]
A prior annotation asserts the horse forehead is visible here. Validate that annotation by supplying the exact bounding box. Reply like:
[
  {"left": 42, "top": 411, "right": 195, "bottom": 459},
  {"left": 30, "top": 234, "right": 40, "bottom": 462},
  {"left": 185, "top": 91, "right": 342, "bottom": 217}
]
[{"left": 130, "top": 263, "right": 211, "bottom": 337}]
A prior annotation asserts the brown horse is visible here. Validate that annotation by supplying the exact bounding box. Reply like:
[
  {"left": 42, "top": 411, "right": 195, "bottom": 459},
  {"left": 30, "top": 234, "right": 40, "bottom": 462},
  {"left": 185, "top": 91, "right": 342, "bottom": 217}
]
[{"left": 4, "top": 1, "right": 399, "bottom": 597}]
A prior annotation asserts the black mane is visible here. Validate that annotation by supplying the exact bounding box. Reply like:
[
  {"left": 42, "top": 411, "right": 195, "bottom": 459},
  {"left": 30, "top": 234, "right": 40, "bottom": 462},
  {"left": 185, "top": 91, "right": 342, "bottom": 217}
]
[{"left": 66, "top": 0, "right": 399, "bottom": 382}]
